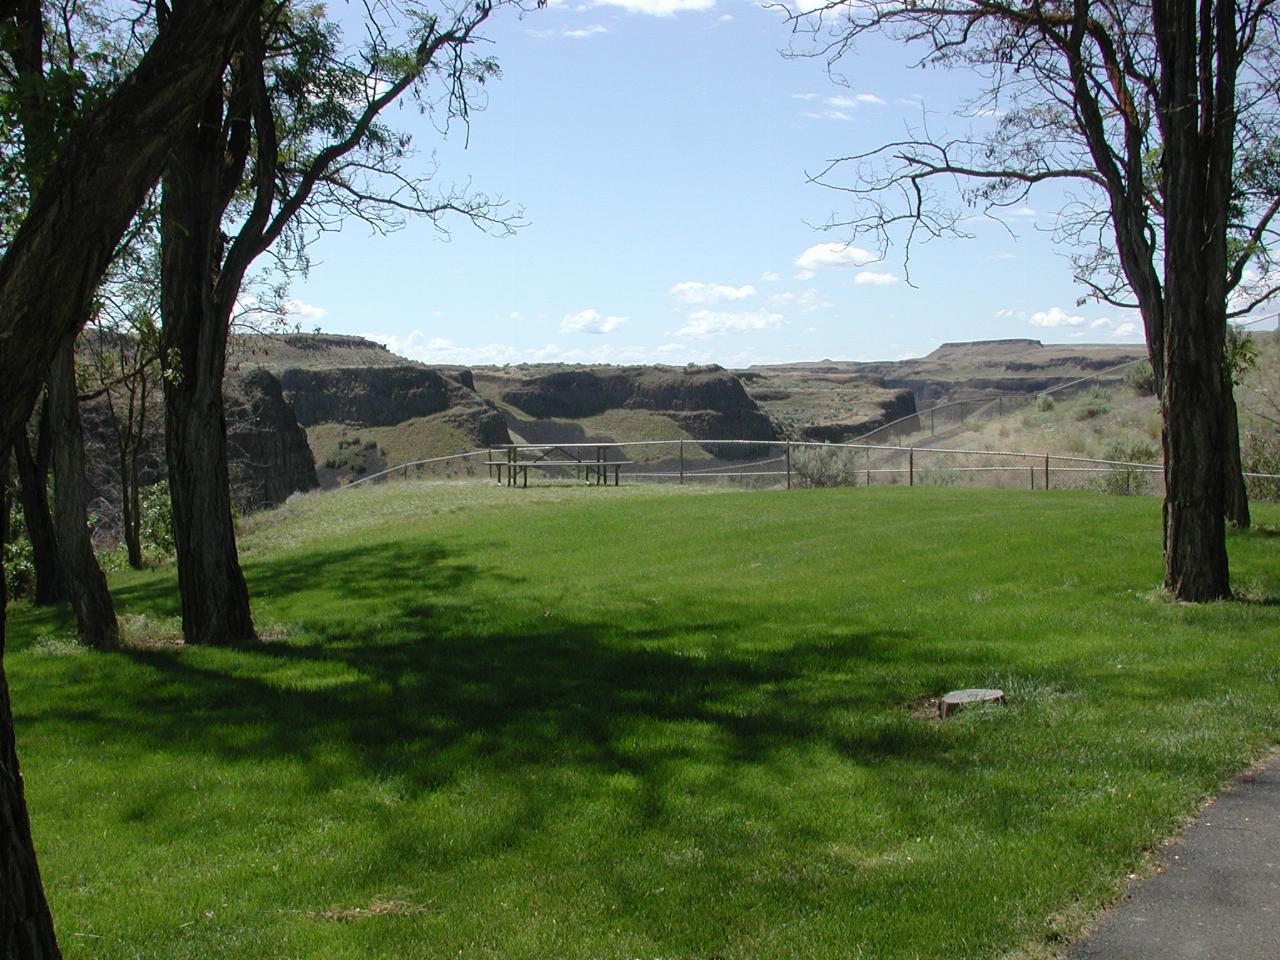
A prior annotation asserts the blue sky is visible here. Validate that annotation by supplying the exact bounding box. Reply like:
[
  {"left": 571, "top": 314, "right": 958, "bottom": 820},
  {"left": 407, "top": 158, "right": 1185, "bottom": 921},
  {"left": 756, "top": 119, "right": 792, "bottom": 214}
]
[{"left": 290, "top": 0, "right": 1146, "bottom": 366}]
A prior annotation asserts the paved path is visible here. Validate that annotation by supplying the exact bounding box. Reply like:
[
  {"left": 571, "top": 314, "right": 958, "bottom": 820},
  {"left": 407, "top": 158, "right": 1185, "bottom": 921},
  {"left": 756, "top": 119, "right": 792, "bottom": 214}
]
[{"left": 1069, "top": 751, "right": 1280, "bottom": 960}]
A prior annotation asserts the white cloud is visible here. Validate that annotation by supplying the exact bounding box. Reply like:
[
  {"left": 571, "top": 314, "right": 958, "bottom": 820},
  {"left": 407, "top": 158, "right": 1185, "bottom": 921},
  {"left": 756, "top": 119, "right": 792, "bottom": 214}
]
[
  {"left": 718, "top": 12, "right": 733, "bottom": 19},
  {"left": 1029, "top": 307, "right": 1087, "bottom": 328},
  {"left": 1009, "top": 206, "right": 1038, "bottom": 218},
  {"left": 761, "top": 271, "right": 782, "bottom": 283},
  {"left": 588, "top": 0, "right": 714, "bottom": 15},
  {"left": 826, "top": 93, "right": 886, "bottom": 107},
  {"left": 803, "top": 109, "right": 854, "bottom": 122},
  {"left": 1111, "top": 321, "right": 1139, "bottom": 338},
  {"left": 854, "top": 270, "right": 899, "bottom": 286},
  {"left": 668, "top": 281, "right": 756, "bottom": 304},
  {"left": 769, "top": 289, "right": 833, "bottom": 313},
  {"left": 284, "top": 299, "right": 327, "bottom": 322},
  {"left": 564, "top": 24, "right": 609, "bottom": 38},
  {"left": 994, "top": 308, "right": 1017, "bottom": 319},
  {"left": 675, "top": 309, "right": 784, "bottom": 339},
  {"left": 1089, "top": 318, "right": 1111, "bottom": 329},
  {"left": 795, "top": 242, "right": 878, "bottom": 271},
  {"left": 561, "top": 308, "right": 628, "bottom": 334}
]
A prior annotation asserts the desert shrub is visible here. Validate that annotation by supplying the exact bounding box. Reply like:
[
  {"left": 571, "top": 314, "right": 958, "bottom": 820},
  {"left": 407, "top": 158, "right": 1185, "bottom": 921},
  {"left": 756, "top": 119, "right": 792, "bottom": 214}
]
[
  {"left": 791, "top": 446, "right": 860, "bottom": 487},
  {"left": 1036, "top": 395, "right": 1055, "bottom": 412},
  {"left": 1075, "top": 392, "right": 1111, "bottom": 420},
  {"left": 1125, "top": 360, "right": 1157, "bottom": 396},
  {"left": 1243, "top": 432, "right": 1280, "bottom": 501},
  {"left": 1098, "top": 441, "right": 1158, "bottom": 496}
]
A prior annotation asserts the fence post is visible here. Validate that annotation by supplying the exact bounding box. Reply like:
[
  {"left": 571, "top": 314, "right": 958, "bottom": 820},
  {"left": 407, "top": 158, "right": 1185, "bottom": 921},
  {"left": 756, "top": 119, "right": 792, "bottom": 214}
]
[
  {"left": 866, "top": 447, "right": 871, "bottom": 486},
  {"left": 909, "top": 446, "right": 914, "bottom": 487},
  {"left": 785, "top": 442, "right": 792, "bottom": 489},
  {"left": 679, "top": 439, "right": 685, "bottom": 485},
  {"left": 1030, "top": 466, "right": 1035, "bottom": 490},
  {"left": 930, "top": 408, "right": 935, "bottom": 436},
  {"left": 1044, "top": 453, "right": 1050, "bottom": 491}
]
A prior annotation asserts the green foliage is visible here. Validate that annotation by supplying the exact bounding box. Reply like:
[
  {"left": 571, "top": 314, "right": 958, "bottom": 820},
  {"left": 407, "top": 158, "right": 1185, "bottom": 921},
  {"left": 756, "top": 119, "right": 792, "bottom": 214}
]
[
  {"left": 1036, "top": 394, "right": 1055, "bottom": 412},
  {"left": 1243, "top": 432, "right": 1280, "bottom": 501},
  {"left": 1125, "top": 360, "right": 1157, "bottom": 396},
  {"left": 1225, "top": 328, "right": 1259, "bottom": 386},
  {"left": 7, "top": 485, "right": 1280, "bottom": 959},
  {"left": 3, "top": 498, "right": 34, "bottom": 600},
  {"left": 790, "top": 445, "right": 861, "bottom": 487},
  {"left": 1099, "top": 441, "right": 1159, "bottom": 496},
  {"left": 140, "top": 481, "right": 175, "bottom": 558},
  {"left": 1075, "top": 392, "right": 1111, "bottom": 420}
]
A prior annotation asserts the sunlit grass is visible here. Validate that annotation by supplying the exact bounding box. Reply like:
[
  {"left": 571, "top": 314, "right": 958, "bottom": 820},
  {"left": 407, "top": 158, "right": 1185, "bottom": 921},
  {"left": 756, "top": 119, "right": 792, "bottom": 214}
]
[{"left": 7, "top": 484, "right": 1280, "bottom": 959}]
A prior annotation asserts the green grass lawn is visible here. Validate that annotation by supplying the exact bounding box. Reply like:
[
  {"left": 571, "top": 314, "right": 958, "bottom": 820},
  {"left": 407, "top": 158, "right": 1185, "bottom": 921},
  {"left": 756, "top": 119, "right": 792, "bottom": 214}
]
[{"left": 7, "top": 484, "right": 1280, "bottom": 959}]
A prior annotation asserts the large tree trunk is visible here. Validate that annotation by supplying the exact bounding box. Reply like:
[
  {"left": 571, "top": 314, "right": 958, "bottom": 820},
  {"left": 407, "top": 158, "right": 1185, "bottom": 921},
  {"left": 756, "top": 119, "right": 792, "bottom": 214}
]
[
  {"left": 47, "top": 340, "right": 119, "bottom": 649},
  {"left": 10, "top": 406, "right": 63, "bottom": 607},
  {"left": 0, "top": 3, "right": 263, "bottom": 953},
  {"left": 159, "top": 88, "right": 256, "bottom": 647},
  {"left": 1222, "top": 373, "right": 1250, "bottom": 529},
  {"left": 1153, "top": 0, "right": 1236, "bottom": 601},
  {"left": 0, "top": 448, "right": 63, "bottom": 960}
]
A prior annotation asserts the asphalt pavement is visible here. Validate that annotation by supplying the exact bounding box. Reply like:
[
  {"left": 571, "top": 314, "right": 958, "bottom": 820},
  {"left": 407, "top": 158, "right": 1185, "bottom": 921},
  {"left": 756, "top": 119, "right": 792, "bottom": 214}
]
[{"left": 1069, "top": 751, "right": 1280, "bottom": 960}]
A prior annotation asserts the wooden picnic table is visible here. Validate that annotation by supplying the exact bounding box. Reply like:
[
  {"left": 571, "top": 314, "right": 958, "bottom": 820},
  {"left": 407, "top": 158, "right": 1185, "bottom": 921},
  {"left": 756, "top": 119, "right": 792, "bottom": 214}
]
[{"left": 485, "top": 445, "right": 632, "bottom": 487}]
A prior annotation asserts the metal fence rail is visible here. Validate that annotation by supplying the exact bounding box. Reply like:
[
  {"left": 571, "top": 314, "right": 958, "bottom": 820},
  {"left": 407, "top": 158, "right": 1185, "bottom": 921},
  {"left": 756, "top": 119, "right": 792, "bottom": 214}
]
[{"left": 336, "top": 437, "right": 1280, "bottom": 502}]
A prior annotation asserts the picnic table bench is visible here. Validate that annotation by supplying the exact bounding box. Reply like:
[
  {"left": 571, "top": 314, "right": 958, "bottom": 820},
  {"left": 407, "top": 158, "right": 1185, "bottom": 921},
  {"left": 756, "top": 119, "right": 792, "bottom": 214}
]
[{"left": 486, "top": 445, "right": 633, "bottom": 487}]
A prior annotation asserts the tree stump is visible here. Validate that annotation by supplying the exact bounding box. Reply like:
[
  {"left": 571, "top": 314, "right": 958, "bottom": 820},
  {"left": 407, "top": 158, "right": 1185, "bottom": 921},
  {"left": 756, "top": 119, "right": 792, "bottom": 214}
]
[{"left": 939, "top": 688, "right": 1005, "bottom": 719}]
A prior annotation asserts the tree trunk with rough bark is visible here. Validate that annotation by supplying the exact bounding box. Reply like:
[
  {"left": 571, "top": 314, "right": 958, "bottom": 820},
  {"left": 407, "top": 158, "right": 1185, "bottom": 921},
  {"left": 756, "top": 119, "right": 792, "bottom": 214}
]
[
  {"left": 47, "top": 340, "right": 119, "bottom": 649},
  {"left": 0, "top": 6, "right": 262, "bottom": 948},
  {"left": 1154, "top": 0, "right": 1236, "bottom": 601},
  {"left": 11, "top": 406, "right": 63, "bottom": 607},
  {"left": 0, "top": 450, "right": 63, "bottom": 960},
  {"left": 1222, "top": 373, "right": 1250, "bottom": 529},
  {"left": 160, "top": 87, "right": 256, "bottom": 647}
]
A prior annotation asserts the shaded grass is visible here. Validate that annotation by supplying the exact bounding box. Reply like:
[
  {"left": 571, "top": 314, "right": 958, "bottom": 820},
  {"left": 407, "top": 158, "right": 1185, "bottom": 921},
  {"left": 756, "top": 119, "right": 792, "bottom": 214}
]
[{"left": 6, "top": 485, "right": 1280, "bottom": 959}]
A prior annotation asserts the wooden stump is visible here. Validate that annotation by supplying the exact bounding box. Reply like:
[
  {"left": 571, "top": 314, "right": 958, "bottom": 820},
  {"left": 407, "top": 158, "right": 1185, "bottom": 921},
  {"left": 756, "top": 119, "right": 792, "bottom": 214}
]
[{"left": 939, "top": 688, "right": 1005, "bottom": 719}]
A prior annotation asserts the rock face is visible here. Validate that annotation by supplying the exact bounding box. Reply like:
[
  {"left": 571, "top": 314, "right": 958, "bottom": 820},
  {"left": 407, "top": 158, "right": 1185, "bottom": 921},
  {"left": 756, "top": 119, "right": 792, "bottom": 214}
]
[
  {"left": 501, "top": 365, "right": 760, "bottom": 417},
  {"left": 498, "top": 365, "right": 779, "bottom": 449},
  {"left": 280, "top": 366, "right": 466, "bottom": 427},
  {"left": 225, "top": 368, "right": 319, "bottom": 509}
]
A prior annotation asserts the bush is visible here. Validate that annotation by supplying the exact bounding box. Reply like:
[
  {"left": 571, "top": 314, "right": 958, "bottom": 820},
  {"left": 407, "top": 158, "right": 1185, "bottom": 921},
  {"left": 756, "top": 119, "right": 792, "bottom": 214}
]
[
  {"left": 1099, "top": 441, "right": 1158, "bottom": 496},
  {"left": 791, "top": 446, "right": 861, "bottom": 487},
  {"left": 1036, "top": 395, "right": 1055, "bottom": 412},
  {"left": 1125, "top": 360, "right": 1157, "bottom": 396},
  {"left": 3, "top": 531, "right": 35, "bottom": 601},
  {"left": 1243, "top": 432, "right": 1280, "bottom": 502},
  {"left": 140, "top": 481, "right": 175, "bottom": 558}
]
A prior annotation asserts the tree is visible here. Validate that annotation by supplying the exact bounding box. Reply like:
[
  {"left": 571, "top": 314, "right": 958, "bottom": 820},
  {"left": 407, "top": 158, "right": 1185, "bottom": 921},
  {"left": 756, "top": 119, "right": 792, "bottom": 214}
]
[
  {"left": 161, "top": 0, "right": 515, "bottom": 645},
  {"left": 0, "top": 1, "right": 265, "bottom": 952},
  {"left": 790, "top": 0, "right": 1279, "bottom": 600}
]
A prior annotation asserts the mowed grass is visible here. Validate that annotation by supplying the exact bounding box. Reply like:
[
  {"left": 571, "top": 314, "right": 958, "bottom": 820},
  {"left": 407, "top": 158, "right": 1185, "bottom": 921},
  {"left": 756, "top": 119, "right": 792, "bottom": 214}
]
[{"left": 7, "top": 484, "right": 1280, "bottom": 960}]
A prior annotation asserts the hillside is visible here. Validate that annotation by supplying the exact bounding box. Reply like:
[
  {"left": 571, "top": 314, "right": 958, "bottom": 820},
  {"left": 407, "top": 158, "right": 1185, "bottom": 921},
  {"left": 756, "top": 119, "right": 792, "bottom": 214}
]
[{"left": 754, "top": 339, "right": 1147, "bottom": 406}]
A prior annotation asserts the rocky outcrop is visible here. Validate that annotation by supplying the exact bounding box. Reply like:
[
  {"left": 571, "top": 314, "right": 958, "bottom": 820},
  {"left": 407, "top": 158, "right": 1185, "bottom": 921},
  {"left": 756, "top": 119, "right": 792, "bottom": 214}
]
[
  {"left": 500, "top": 365, "right": 763, "bottom": 419},
  {"left": 795, "top": 388, "right": 918, "bottom": 443},
  {"left": 225, "top": 368, "right": 319, "bottom": 508},
  {"left": 280, "top": 366, "right": 462, "bottom": 427}
]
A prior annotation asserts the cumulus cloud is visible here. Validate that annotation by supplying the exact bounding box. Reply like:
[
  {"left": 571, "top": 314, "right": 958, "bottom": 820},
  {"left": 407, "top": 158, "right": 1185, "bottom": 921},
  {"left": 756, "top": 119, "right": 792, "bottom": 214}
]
[
  {"left": 284, "top": 299, "right": 327, "bottom": 322},
  {"left": 769, "top": 289, "right": 832, "bottom": 313},
  {"left": 1111, "top": 321, "right": 1139, "bottom": 337},
  {"left": 795, "top": 242, "right": 878, "bottom": 271},
  {"left": 561, "top": 308, "right": 628, "bottom": 334},
  {"left": 668, "top": 281, "right": 756, "bottom": 304},
  {"left": 675, "top": 309, "right": 784, "bottom": 339},
  {"left": 564, "top": 24, "right": 609, "bottom": 38},
  {"left": 1029, "top": 307, "right": 1087, "bottom": 328},
  {"left": 761, "top": 271, "right": 782, "bottom": 283},
  {"left": 588, "top": 0, "right": 715, "bottom": 15},
  {"left": 854, "top": 270, "right": 899, "bottom": 286}
]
